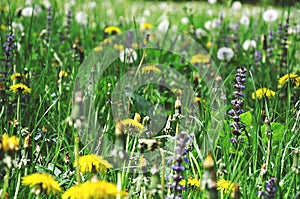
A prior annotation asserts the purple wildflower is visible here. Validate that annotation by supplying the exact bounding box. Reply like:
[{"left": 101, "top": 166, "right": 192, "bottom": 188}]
[
  {"left": 258, "top": 177, "right": 276, "bottom": 199},
  {"left": 228, "top": 67, "right": 247, "bottom": 144}
]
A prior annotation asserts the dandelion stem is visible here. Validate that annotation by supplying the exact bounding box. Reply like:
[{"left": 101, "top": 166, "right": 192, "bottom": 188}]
[
  {"left": 17, "top": 95, "right": 20, "bottom": 122},
  {"left": 117, "top": 171, "right": 122, "bottom": 199},
  {"left": 1, "top": 168, "right": 10, "bottom": 199},
  {"left": 74, "top": 132, "right": 81, "bottom": 184}
]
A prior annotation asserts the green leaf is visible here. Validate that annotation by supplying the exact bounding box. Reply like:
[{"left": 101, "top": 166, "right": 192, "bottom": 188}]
[
  {"left": 271, "top": 122, "right": 285, "bottom": 142},
  {"left": 240, "top": 111, "right": 252, "bottom": 126}
]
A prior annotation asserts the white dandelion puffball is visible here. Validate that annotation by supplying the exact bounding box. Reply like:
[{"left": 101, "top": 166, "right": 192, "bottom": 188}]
[
  {"left": 11, "top": 22, "right": 24, "bottom": 32},
  {"left": 181, "top": 17, "right": 189, "bottom": 25},
  {"left": 208, "top": 0, "right": 217, "bottom": 4},
  {"left": 158, "top": 19, "right": 169, "bottom": 33},
  {"left": 204, "top": 21, "right": 212, "bottom": 30},
  {"left": 144, "top": 9, "right": 151, "bottom": 17},
  {"left": 75, "top": 11, "right": 88, "bottom": 26},
  {"left": 240, "top": 16, "right": 250, "bottom": 26},
  {"left": 217, "top": 47, "right": 234, "bottom": 61},
  {"left": 119, "top": 48, "right": 137, "bottom": 64},
  {"left": 195, "top": 28, "right": 207, "bottom": 38},
  {"left": 231, "top": 1, "right": 242, "bottom": 10},
  {"left": 263, "top": 9, "right": 278, "bottom": 23},
  {"left": 22, "top": 6, "right": 42, "bottom": 17},
  {"left": 243, "top": 40, "right": 257, "bottom": 50}
]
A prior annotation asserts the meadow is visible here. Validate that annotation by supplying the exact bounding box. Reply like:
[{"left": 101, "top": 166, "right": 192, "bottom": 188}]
[{"left": 0, "top": 0, "right": 299, "bottom": 198}]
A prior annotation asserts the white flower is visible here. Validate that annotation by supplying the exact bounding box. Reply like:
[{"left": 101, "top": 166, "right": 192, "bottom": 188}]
[
  {"left": 217, "top": 47, "right": 234, "bottom": 61},
  {"left": 171, "top": 25, "right": 178, "bottom": 31},
  {"left": 207, "top": 9, "right": 213, "bottom": 16},
  {"left": 43, "top": 0, "right": 51, "bottom": 8},
  {"left": 11, "top": 22, "right": 24, "bottom": 32},
  {"left": 231, "top": 1, "right": 242, "bottom": 10},
  {"left": 21, "top": 6, "right": 42, "bottom": 17},
  {"left": 195, "top": 28, "right": 207, "bottom": 38},
  {"left": 88, "top": 1, "right": 97, "bottom": 9},
  {"left": 75, "top": 11, "right": 88, "bottom": 26},
  {"left": 263, "top": 9, "right": 278, "bottom": 23},
  {"left": 181, "top": 17, "right": 189, "bottom": 25},
  {"left": 243, "top": 40, "right": 257, "bottom": 50},
  {"left": 240, "top": 15, "right": 250, "bottom": 26},
  {"left": 204, "top": 21, "right": 212, "bottom": 30},
  {"left": 158, "top": 19, "right": 169, "bottom": 33},
  {"left": 119, "top": 48, "right": 137, "bottom": 64},
  {"left": 107, "top": 9, "right": 113, "bottom": 16},
  {"left": 208, "top": 0, "right": 217, "bottom": 4},
  {"left": 144, "top": 9, "right": 151, "bottom": 17},
  {"left": 159, "top": 2, "right": 168, "bottom": 10}
]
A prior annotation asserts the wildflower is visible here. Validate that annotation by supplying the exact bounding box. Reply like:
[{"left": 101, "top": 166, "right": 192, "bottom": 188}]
[
  {"left": 228, "top": 67, "right": 247, "bottom": 143},
  {"left": 1, "top": 134, "right": 20, "bottom": 152},
  {"left": 10, "top": 83, "right": 31, "bottom": 95},
  {"left": 195, "top": 28, "right": 207, "bottom": 38},
  {"left": 144, "top": 9, "right": 151, "bottom": 16},
  {"left": 59, "top": 71, "right": 68, "bottom": 79},
  {"left": 157, "top": 19, "right": 169, "bottom": 33},
  {"left": 141, "top": 65, "right": 161, "bottom": 74},
  {"left": 167, "top": 131, "right": 190, "bottom": 198},
  {"left": 21, "top": 6, "right": 42, "bottom": 17},
  {"left": 258, "top": 177, "right": 276, "bottom": 198},
  {"left": 119, "top": 48, "right": 137, "bottom": 64},
  {"left": 190, "top": 53, "right": 210, "bottom": 64},
  {"left": 74, "top": 154, "right": 112, "bottom": 174},
  {"left": 10, "top": 73, "right": 22, "bottom": 81},
  {"left": 194, "top": 97, "right": 206, "bottom": 104},
  {"left": 263, "top": 9, "right": 278, "bottom": 23},
  {"left": 240, "top": 15, "right": 250, "bottom": 26},
  {"left": 252, "top": 88, "right": 276, "bottom": 100},
  {"left": 75, "top": 11, "right": 88, "bottom": 26},
  {"left": 243, "top": 40, "right": 257, "bottom": 50},
  {"left": 179, "top": 177, "right": 201, "bottom": 188},
  {"left": 121, "top": 119, "right": 145, "bottom": 134},
  {"left": 217, "top": 178, "right": 235, "bottom": 194},
  {"left": 22, "top": 173, "right": 62, "bottom": 195},
  {"left": 140, "top": 22, "right": 153, "bottom": 32},
  {"left": 231, "top": 1, "right": 242, "bottom": 10},
  {"left": 208, "top": 0, "right": 217, "bottom": 4},
  {"left": 181, "top": 17, "right": 189, "bottom": 25},
  {"left": 278, "top": 73, "right": 300, "bottom": 88},
  {"left": 62, "top": 180, "right": 123, "bottom": 199},
  {"left": 104, "top": 26, "right": 122, "bottom": 35},
  {"left": 113, "top": 44, "right": 124, "bottom": 51},
  {"left": 217, "top": 47, "right": 234, "bottom": 61}
]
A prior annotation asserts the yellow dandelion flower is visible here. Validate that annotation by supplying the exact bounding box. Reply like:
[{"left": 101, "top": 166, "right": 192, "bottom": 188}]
[
  {"left": 1, "top": 24, "right": 6, "bottom": 30},
  {"left": 206, "top": 41, "right": 212, "bottom": 48},
  {"left": 62, "top": 180, "right": 124, "bottom": 199},
  {"left": 179, "top": 177, "right": 201, "bottom": 187},
  {"left": 171, "top": 88, "right": 183, "bottom": 95},
  {"left": 10, "top": 83, "right": 31, "bottom": 95},
  {"left": 94, "top": 45, "right": 103, "bottom": 51},
  {"left": 134, "top": 113, "right": 141, "bottom": 123},
  {"left": 121, "top": 119, "right": 145, "bottom": 135},
  {"left": 278, "top": 73, "right": 300, "bottom": 88},
  {"left": 132, "top": 42, "right": 139, "bottom": 49},
  {"left": 217, "top": 178, "right": 235, "bottom": 194},
  {"left": 252, "top": 88, "right": 276, "bottom": 100},
  {"left": 113, "top": 44, "right": 124, "bottom": 51},
  {"left": 103, "top": 38, "right": 112, "bottom": 45},
  {"left": 1, "top": 134, "right": 20, "bottom": 152},
  {"left": 193, "top": 97, "right": 206, "bottom": 104},
  {"left": 104, "top": 26, "right": 122, "bottom": 35},
  {"left": 10, "top": 73, "right": 22, "bottom": 81},
  {"left": 141, "top": 65, "right": 161, "bottom": 74},
  {"left": 59, "top": 71, "right": 68, "bottom": 79},
  {"left": 190, "top": 53, "right": 210, "bottom": 64},
  {"left": 140, "top": 22, "right": 153, "bottom": 32},
  {"left": 74, "top": 154, "right": 113, "bottom": 174},
  {"left": 22, "top": 173, "right": 62, "bottom": 195}
]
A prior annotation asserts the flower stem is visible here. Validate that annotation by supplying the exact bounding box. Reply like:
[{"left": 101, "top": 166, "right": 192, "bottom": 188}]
[
  {"left": 1, "top": 168, "right": 10, "bottom": 199},
  {"left": 17, "top": 95, "right": 20, "bottom": 122},
  {"left": 74, "top": 132, "right": 81, "bottom": 184},
  {"left": 13, "top": 172, "right": 21, "bottom": 199}
]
